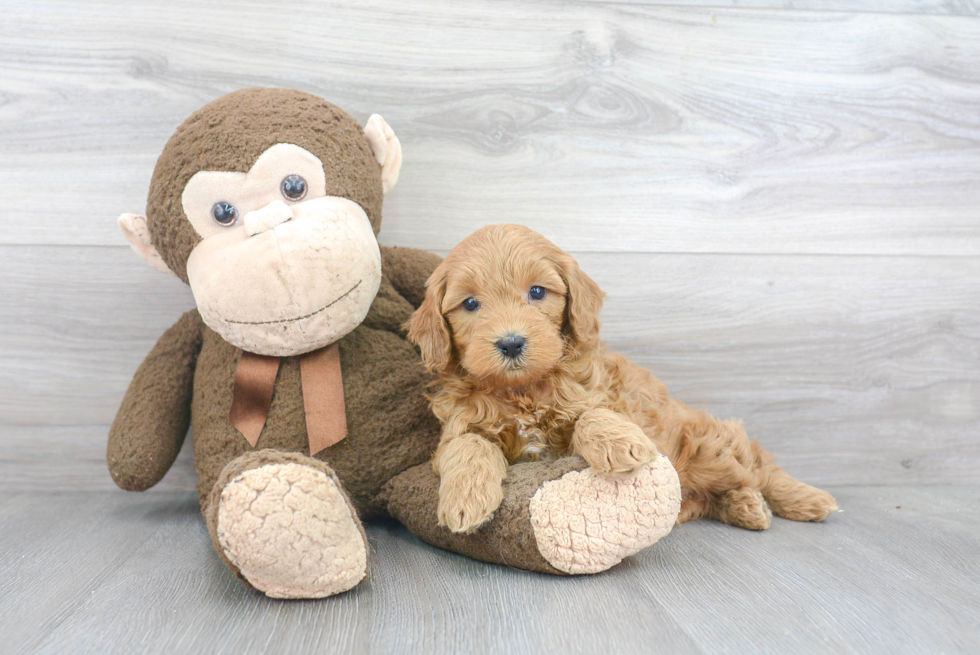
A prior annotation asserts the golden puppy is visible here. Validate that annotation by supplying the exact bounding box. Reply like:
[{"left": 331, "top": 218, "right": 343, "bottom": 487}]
[{"left": 407, "top": 224, "right": 838, "bottom": 534}]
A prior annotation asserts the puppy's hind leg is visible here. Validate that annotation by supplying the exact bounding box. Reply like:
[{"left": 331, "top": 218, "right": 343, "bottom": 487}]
[
  {"left": 661, "top": 403, "right": 772, "bottom": 530},
  {"left": 709, "top": 488, "right": 772, "bottom": 531},
  {"left": 754, "top": 443, "right": 838, "bottom": 522},
  {"left": 677, "top": 489, "right": 712, "bottom": 525}
]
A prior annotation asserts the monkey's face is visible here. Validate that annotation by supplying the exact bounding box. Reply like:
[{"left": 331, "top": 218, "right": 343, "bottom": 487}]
[
  {"left": 183, "top": 144, "right": 381, "bottom": 356},
  {"left": 118, "top": 89, "right": 404, "bottom": 357}
]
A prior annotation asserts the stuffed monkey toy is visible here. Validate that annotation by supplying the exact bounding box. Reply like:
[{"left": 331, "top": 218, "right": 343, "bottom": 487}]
[{"left": 109, "top": 88, "right": 680, "bottom": 599}]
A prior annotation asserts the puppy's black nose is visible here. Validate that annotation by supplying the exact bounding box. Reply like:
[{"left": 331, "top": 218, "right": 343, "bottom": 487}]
[{"left": 496, "top": 335, "right": 526, "bottom": 359}]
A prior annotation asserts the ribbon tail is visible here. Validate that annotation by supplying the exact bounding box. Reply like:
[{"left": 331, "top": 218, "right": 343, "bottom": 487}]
[
  {"left": 301, "top": 342, "right": 348, "bottom": 456},
  {"left": 229, "top": 351, "right": 281, "bottom": 447}
]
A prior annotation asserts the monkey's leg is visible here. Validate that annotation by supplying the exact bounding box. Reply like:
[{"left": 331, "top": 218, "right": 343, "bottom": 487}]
[
  {"left": 386, "top": 454, "right": 681, "bottom": 575},
  {"left": 204, "top": 450, "right": 369, "bottom": 599}
]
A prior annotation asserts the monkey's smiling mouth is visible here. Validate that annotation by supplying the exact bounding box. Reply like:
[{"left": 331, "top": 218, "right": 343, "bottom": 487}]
[{"left": 225, "top": 279, "right": 362, "bottom": 325}]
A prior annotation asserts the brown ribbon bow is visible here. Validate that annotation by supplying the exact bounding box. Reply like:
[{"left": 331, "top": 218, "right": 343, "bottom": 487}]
[{"left": 229, "top": 343, "right": 348, "bottom": 456}]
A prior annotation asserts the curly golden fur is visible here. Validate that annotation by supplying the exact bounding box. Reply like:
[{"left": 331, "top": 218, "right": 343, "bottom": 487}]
[{"left": 407, "top": 224, "right": 838, "bottom": 534}]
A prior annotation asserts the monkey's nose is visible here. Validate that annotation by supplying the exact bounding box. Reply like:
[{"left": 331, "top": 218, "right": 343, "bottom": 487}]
[
  {"left": 496, "top": 335, "right": 526, "bottom": 359},
  {"left": 243, "top": 200, "right": 293, "bottom": 236}
]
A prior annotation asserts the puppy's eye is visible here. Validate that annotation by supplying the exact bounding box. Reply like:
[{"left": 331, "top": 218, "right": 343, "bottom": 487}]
[
  {"left": 281, "top": 174, "right": 308, "bottom": 201},
  {"left": 211, "top": 202, "right": 239, "bottom": 226},
  {"left": 528, "top": 286, "right": 547, "bottom": 301},
  {"left": 462, "top": 297, "right": 481, "bottom": 312}
]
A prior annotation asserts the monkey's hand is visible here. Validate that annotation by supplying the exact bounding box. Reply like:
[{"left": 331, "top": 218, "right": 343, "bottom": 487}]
[{"left": 107, "top": 310, "right": 204, "bottom": 491}]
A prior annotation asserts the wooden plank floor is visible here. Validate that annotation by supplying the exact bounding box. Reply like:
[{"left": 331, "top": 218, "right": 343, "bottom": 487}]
[{"left": 0, "top": 487, "right": 976, "bottom": 655}]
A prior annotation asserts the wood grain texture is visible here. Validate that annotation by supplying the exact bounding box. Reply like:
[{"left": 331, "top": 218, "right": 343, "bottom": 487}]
[
  {"left": 0, "top": 426, "right": 198, "bottom": 493},
  {"left": 2, "top": 245, "right": 976, "bottom": 488},
  {"left": 582, "top": 0, "right": 980, "bottom": 15},
  {"left": 0, "top": 1, "right": 978, "bottom": 255},
  {"left": 0, "top": 487, "right": 976, "bottom": 654}
]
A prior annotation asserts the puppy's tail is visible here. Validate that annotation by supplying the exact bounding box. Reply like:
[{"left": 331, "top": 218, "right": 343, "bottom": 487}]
[{"left": 753, "top": 443, "right": 839, "bottom": 522}]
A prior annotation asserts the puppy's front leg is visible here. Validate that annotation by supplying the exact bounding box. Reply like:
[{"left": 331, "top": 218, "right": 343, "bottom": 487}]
[
  {"left": 572, "top": 408, "right": 658, "bottom": 476},
  {"left": 434, "top": 433, "right": 508, "bottom": 533}
]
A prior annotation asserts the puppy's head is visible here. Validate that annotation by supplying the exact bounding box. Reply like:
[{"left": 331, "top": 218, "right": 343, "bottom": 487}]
[{"left": 407, "top": 224, "right": 604, "bottom": 387}]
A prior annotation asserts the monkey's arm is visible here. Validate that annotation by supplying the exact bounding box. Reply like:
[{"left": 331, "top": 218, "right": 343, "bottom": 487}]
[
  {"left": 108, "top": 310, "right": 204, "bottom": 491},
  {"left": 380, "top": 246, "right": 442, "bottom": 309}
]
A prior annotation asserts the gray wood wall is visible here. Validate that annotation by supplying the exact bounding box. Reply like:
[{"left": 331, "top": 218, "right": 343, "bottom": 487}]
[{"left": 1, "top": 0, "right": 977, "bottom": 491}]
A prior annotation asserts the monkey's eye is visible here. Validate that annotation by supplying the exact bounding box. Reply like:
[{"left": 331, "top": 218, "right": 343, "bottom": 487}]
[
  {"left": 529, "top": 286, "right": 547, "bottom": 301},
  {"left": 211, "top": 202, "right": 239, "bottom": 226},
  {"left": 280, "top": 174, "right": 308, "bottom": 201},
  {"left": 462, "top": 297, "right": 480, "bottom": 312}
]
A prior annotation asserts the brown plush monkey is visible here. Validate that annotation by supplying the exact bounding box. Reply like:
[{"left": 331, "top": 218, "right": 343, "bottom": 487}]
[{"left": 110, "top": 88, "right": 679, "bottom": 599}]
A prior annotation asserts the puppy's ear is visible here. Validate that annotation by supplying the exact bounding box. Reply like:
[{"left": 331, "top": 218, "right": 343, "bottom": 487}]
[
  {"left": 556, "top": 252, "right": 605, "bottom": 350},
  {"left": 406, "top": 263, "right": 452, "bottom": 372}
]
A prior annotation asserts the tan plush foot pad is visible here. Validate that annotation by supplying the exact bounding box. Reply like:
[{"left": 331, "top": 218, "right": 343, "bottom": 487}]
[
  {"left": 217, "top": 462, "right": 368, "bottom": 599},
  {"left": 529, "top": 455, "right": 681, "bottom": 574}
]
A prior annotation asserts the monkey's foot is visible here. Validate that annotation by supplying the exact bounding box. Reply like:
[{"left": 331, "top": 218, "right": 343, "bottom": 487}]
[
  {"left": 215, "top": 460, "right": 368, "bottom": 599},
  {"left": 528, "top": 454, "right": 681, "bottom": 574}
]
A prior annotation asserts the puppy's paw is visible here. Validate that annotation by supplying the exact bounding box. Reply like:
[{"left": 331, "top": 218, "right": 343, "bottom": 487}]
[
  {"left": 769, "top": 484, "right": 839, "bottom": 522},
  {"left": 434, "top": 433, "right": 509, "bottom": 533},
  {"left": 573, "top": 410, "right": 658, "bottom": 476},
  {"left": 437, "top": 473, "right": 504, "bottom": 533},
  {"left": 803, "top": 487, "right": 840, "bottom": 522},
  {"left": 713, "top": 488, "right": 772, "bottom": 531}
]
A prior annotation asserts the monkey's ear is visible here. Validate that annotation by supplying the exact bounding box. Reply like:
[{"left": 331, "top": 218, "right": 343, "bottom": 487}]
[
  {"left": 364, "top": 114, "right": 402, "bottom": 194},
  {"left": 118, "top": 213, "right": 176, "bottom": 277}
]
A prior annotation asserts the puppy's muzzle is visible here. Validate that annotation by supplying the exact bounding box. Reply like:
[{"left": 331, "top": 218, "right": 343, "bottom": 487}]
[{"left": 496, "top": 335, "right": 526, "bottom": 360}]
